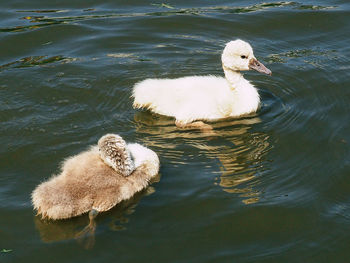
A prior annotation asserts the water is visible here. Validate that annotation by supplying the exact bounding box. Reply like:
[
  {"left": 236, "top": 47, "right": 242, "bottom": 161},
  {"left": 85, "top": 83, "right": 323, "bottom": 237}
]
[{"left": 1, "top": 0, "right": 349, "bottom": 262}]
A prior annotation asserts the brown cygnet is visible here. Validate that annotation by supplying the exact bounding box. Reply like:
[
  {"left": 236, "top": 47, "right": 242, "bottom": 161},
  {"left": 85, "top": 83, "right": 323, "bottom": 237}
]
[{"left": 32, "top": 134, "right": 159, "bottom": 223}]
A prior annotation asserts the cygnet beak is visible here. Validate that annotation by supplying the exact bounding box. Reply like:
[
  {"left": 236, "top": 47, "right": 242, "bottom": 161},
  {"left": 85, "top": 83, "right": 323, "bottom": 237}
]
[{"left": 249, "top": 58, "right": 272, "bottom": 75}]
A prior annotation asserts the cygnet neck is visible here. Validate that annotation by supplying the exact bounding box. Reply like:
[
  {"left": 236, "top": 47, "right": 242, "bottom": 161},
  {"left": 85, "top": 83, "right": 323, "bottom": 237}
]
[{"left": 222, "top": 64, "right": 244, "bottom": 90}]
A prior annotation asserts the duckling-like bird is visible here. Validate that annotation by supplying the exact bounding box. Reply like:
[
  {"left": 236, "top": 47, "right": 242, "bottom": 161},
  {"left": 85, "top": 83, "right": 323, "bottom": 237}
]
[
  {"left": 132, "top": 39, "right": 271, "bottom": 130},
  {"left": 32, "top": 134, "right": 159, "bottom": 223}
]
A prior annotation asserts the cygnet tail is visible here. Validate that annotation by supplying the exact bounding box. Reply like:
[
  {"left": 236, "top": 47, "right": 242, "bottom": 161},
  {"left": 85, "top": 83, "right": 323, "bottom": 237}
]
[
  {"left": 132, "top": 79, "right": 160, "bottom": 110},
  {"left": 31, "top": 177, "right": 83, "bottom": 220}
]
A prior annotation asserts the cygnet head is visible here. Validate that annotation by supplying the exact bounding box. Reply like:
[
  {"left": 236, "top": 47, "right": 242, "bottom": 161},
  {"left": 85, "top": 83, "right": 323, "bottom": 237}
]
[
  {"left": 98, "top": 134, "right": 135, "bottom": 177},
  {"left": 222, "top": 39, "right": 271, "bottom": 75}
]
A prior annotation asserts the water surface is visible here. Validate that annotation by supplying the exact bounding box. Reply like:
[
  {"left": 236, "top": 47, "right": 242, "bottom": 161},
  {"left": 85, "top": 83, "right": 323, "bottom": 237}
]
[{"left": 1, "top": 0, "right": 350, "bottom": 262}]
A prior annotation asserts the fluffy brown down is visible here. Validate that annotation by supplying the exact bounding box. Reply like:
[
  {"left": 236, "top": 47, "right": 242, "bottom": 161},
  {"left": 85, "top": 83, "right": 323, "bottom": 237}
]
[{"left": 32, "top": 146, "right": 159, "bottom": 220}]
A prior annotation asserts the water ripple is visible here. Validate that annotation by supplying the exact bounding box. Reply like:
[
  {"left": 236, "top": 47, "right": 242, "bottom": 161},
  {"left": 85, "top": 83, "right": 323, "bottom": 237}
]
[
  {"left": 1, "top": 0, "right": 349, "bottom": 259},
  {"left": 0, "top": 2, "right": 339, "bottom": 33},
  {"left": 0, "top": 55, "right": 76, "bottom": 70}
]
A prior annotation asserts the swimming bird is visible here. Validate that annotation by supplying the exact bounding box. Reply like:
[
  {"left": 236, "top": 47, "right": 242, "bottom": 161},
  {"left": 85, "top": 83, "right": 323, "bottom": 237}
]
[
  {"left": 32, "top": 134, "right": 159, "bottom": 226},
  {"left": 132, "top": 39, "right": 271, "bottom": 130}
]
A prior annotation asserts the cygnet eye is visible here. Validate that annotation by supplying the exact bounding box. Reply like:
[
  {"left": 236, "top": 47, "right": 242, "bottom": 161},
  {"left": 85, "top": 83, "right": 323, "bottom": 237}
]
[{"left": 241, "top": 55, "right": 247, "bottom": 59}]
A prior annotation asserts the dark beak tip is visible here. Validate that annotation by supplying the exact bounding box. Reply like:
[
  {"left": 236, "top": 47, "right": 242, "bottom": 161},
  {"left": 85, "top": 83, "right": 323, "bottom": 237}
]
[{"left": 249, "top": 58, "right": 272, "bottom": 76}]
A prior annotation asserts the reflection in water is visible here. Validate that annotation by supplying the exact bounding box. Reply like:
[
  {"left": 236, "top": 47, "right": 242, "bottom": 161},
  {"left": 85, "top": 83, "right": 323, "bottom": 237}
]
[
  {"left": 214, "top": 132, "right": 270, "bottom": 204},
  {"left": 34, "top": 176, "right": 160, "bottom": 249},
  {"left": 134, "top": 111, "right": 271, "bottom": 204}
]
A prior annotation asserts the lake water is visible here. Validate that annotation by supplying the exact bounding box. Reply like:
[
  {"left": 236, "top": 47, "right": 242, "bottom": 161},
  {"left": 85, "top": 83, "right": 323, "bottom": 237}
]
[{"left": 1, "top": 0, "right": 350, "bottom": 262}]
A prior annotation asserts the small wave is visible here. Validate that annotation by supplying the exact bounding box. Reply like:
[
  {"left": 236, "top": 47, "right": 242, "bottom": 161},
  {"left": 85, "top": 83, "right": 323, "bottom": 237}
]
[
  {"left": 266, "top": 48, "right": 339, "bottom": 69},
  {"left": 0, "top": 55, "right": 76, "bottom": 70},
  {"left": 0, "top": 2, "right": 338, "bottom": 33},
  {"left": 17, "top": 9, "right": 69, "bottom": 14}
]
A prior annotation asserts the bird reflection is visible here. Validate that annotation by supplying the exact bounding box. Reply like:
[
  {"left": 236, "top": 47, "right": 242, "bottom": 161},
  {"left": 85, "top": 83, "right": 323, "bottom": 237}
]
[
  {"left": 33, "top": 174, "right": 160, "bottom": 249},
  {"left": 134, "top": 111, "right": 271, "bottom": 204},
  {"left": 214, "top": 131, "right": 270, "bottom": 204}
]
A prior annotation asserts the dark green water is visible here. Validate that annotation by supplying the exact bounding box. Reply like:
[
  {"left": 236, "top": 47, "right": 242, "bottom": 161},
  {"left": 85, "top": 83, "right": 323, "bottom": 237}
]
[{"left": 1, "top": 0, "right": 350, "bottom": 262}]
